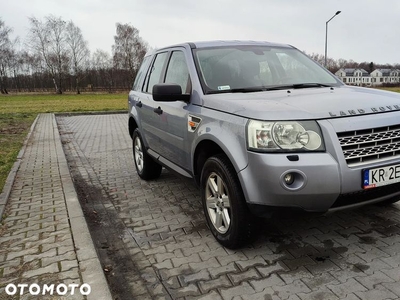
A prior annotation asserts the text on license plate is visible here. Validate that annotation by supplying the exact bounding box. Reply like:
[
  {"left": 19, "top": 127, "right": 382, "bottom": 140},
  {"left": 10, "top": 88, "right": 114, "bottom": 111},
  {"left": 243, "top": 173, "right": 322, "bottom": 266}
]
[{"left": 363, "top": 164, "right": 400, "bottom": 189}]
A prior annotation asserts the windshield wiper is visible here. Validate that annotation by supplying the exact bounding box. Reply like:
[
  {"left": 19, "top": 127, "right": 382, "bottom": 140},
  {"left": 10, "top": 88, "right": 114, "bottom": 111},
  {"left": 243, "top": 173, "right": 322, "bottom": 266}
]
[
  {"left": 205, "top": 87, "right": 267, "bottom": 94},
  {"left": 229, "top": 87, "right": 268, "bottom": 93},
  {"left": 265, "top": 83, "right": 333, "bottom": 91},
  {"left": 292, "top": 83, "right": 333, "bottom": 88}
]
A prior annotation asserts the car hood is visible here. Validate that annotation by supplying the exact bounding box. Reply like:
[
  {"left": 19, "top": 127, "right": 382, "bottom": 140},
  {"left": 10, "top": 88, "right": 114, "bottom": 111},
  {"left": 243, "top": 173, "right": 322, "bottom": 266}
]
[{"left": 201, "top": 86, "right": 400, "bottom": 120}]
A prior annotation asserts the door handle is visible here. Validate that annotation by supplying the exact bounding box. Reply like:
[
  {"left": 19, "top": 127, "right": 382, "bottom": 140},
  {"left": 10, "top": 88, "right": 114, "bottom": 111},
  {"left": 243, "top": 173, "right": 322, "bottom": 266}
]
[
  {"left": 154, "top": 106, "right": 163, "bottom": 115},
  {"left": 136, "top": 101, "right": 143, "bottom": 108}
]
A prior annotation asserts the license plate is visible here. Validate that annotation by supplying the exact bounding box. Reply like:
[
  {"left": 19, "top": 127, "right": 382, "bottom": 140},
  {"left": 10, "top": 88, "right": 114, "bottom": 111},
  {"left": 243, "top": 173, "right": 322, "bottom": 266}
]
[{"left": 363, "top": 164, "right": 400, "bottom": 189}]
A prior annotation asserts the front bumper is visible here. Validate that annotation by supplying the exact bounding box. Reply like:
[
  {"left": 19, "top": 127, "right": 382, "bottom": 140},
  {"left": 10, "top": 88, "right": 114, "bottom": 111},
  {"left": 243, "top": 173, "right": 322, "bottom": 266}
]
[
  {"left": 238, "top": 152, "right": 341, "bottom": 212},
  {"left": 238, "top": 150, "right": 400, "bottom": 213}
]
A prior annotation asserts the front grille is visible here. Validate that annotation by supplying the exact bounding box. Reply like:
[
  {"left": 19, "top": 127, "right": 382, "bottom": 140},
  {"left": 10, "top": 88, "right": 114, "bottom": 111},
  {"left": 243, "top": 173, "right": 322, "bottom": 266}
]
[{"left": 337, "top": 124, "right": 400, "bottom": 166}]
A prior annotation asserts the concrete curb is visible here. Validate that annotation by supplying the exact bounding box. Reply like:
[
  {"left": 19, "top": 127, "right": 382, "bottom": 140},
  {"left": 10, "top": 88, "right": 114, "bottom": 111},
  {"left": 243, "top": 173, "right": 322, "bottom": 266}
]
[
  {"left": 51, "top": 114, "right": 113, "bottom": 300},
  {"left": 56, "top": 110, "right": 126, "bottom": 117},
  {"left": 0, "top": 115, "right": 39, "bottom": 222}
]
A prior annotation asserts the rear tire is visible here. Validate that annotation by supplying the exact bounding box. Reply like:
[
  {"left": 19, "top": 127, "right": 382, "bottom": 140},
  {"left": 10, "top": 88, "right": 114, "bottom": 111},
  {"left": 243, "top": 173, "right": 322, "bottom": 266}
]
[
  {"left": 200, "top": 154, "right": 254, "bottom": 249},
  {"left": 132, "top": 129, "right": 162, "bottom": 180}
]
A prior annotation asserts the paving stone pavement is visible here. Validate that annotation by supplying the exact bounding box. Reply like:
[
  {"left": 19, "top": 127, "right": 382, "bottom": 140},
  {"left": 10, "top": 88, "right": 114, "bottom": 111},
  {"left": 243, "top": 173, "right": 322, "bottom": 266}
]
[
  {"left": 56, "top": 113, "right": 400, "bottom": 300},
  {"left": 0, "top": 114, "right": 112, "bottom": 300}
]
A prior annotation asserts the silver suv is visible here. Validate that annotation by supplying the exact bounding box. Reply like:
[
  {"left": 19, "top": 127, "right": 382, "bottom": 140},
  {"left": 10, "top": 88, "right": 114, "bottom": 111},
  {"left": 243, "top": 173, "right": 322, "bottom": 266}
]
[{"left": 128, "top": 40, "right": 400, "bottom": 248}]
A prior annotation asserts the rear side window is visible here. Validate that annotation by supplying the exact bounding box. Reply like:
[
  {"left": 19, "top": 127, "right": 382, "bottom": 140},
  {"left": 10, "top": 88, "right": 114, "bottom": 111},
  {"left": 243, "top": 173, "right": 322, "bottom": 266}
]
[
  {"left": 146, "top": 52, "right": 168, "bottom": 93},
  {"left": 132, "top": 56, "right": 150, "bottom": 91}
]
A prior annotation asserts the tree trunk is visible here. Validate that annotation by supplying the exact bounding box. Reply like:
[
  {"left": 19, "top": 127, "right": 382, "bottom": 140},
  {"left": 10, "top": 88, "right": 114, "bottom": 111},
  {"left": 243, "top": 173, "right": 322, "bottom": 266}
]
[
  {"left": 57, "top": 74, "right": 63, "bottom": 94},
  {"left": 76, "top": 75, "right": 80, "bottom": 94},
  {"left": 52, "top": 77, "right": 60, "bottom": 93}
]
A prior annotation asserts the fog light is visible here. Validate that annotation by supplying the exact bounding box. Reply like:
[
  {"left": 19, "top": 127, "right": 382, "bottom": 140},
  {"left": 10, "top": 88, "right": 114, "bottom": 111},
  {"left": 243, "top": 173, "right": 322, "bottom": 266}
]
[
  {"left": 284, "top": 173, "right": 294, "bottom": 185},
  {"left": 280, "top": 170, "right": 307, "bottom": 191}
]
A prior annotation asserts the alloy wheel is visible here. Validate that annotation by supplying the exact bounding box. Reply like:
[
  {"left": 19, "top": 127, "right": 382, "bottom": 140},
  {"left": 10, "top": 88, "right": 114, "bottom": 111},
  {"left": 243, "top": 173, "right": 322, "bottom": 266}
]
[
  {"left": 134, "top": 136, "right": 144, "bottom": 173},
  {"left": 205, "top": 172, "right": 231, "bottom": 234}
]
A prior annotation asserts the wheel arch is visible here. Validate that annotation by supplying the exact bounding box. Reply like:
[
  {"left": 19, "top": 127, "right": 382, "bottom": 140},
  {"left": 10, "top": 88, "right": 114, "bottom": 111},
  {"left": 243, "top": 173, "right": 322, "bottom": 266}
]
[
  {"left": 129, "top": 116, "right": 138, "bottom": 138},
  {"left": 192, "top": 137, "right": 247, "bottom": 186}
]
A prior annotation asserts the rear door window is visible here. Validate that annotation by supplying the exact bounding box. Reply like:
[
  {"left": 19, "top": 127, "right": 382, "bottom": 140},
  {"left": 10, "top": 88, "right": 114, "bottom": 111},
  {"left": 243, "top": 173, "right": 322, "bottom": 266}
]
[
  {"left": 132, "top": 56, "right": 151, "bottom": 91},
  {"left": 145, "top": 52, "right": 168, "bottom": 93}
]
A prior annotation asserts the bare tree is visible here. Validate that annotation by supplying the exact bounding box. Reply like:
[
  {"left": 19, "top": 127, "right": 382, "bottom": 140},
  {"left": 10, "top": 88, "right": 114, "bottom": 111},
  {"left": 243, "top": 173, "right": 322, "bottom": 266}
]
[
  {"left": 46, "top": 15, "right": 69, "bottom": 94},
  {"left": 345, "top": 60, "right": 358, "bottom": 69},
  {"left": 92, "top": 49, "right": 114, "bottom": 91},
  {"left": 0, "top": 18, "right": 13, "bottom": 93},
  {"left": 18, "top": 51, "right": 44, "bottom": 91},
  {"left": 65, "top": 21, "right": 90, "bottom": 94},
  {"left": 27, "top": 15, "right": 69, "bottom": 94},
  {"left": 27, "top": 17, "right": 57, "bottom": 92},
  {"left": 112, "top": 23, "right": 148, "bottom": 83},
  {"left": 337, "top": 58, "right": 348, "bottom": 69}
]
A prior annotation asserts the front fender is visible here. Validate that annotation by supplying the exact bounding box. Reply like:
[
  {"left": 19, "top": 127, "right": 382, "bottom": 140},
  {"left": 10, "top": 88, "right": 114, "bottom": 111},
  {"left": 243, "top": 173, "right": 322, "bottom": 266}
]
[{"left": 192, "top": 115, "right": 249, "bottom": 173}]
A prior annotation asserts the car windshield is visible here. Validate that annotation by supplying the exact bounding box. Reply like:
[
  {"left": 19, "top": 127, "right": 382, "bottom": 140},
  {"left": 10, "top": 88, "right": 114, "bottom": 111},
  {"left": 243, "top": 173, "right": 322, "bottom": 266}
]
[{"left": 193, "top": 45, "right": 342, "bottom": 94}]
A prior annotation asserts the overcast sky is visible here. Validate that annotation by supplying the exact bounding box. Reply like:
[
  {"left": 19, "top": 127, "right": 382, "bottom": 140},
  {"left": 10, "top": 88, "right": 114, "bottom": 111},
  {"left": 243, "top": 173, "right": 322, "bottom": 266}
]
[{"left": 2, "top": 0, "right": 400, "bottom": 64}]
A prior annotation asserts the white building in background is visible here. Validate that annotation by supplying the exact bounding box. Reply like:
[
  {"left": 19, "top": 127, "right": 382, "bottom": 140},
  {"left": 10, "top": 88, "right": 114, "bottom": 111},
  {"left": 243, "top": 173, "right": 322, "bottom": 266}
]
[
  {"left": 335, "top": 68, "right": 400, "bottom": 86},
  {"left": 370, "top": 69, "right": 400, "bottom": 85},
  {"left": 335, "top": 68, "right": 370, "bottom": 86}
]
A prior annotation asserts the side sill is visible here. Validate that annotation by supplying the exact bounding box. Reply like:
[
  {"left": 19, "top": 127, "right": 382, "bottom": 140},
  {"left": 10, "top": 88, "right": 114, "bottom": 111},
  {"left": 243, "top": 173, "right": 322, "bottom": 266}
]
[{"left": 147, "top": 149, "right": 193, "bottom": 178}]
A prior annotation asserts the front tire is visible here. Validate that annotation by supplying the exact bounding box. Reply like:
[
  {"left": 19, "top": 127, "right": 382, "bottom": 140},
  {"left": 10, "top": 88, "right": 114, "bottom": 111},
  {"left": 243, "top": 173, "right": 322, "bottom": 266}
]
[
  {"left": 132, "top": 129, "right": 162, "bottom": 180},
  {"left": 200, "top": 154, "right": 254, "bottom": 249}
]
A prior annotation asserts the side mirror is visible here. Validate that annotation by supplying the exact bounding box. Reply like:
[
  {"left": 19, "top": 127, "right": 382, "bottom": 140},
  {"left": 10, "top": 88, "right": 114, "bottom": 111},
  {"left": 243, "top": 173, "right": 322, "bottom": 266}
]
[{"left": 152, "top": 83, "right": 190, "bottom": 102}]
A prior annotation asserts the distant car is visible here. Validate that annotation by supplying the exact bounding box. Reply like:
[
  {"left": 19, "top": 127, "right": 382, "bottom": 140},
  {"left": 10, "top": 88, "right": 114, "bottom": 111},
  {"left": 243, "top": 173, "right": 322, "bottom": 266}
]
[{"left": 128, "top": 40, "right": 400, "bottom": 248}]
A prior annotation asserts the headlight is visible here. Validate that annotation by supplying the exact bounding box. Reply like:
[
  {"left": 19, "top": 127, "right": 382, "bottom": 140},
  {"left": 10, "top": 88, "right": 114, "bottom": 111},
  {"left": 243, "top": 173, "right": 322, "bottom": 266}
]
[{"left": 247, "top": 120, "right": 325, "bottom": 152}]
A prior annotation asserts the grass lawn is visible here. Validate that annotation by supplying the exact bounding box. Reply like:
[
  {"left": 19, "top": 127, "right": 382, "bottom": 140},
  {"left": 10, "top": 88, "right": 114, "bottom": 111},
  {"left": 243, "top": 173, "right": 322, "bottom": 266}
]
[
  {"left": 0, "top": 93, "right": 128, "bottom": 193},
  {"left": 377, "top": 87, "right": 400, "bottom": 93}
]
